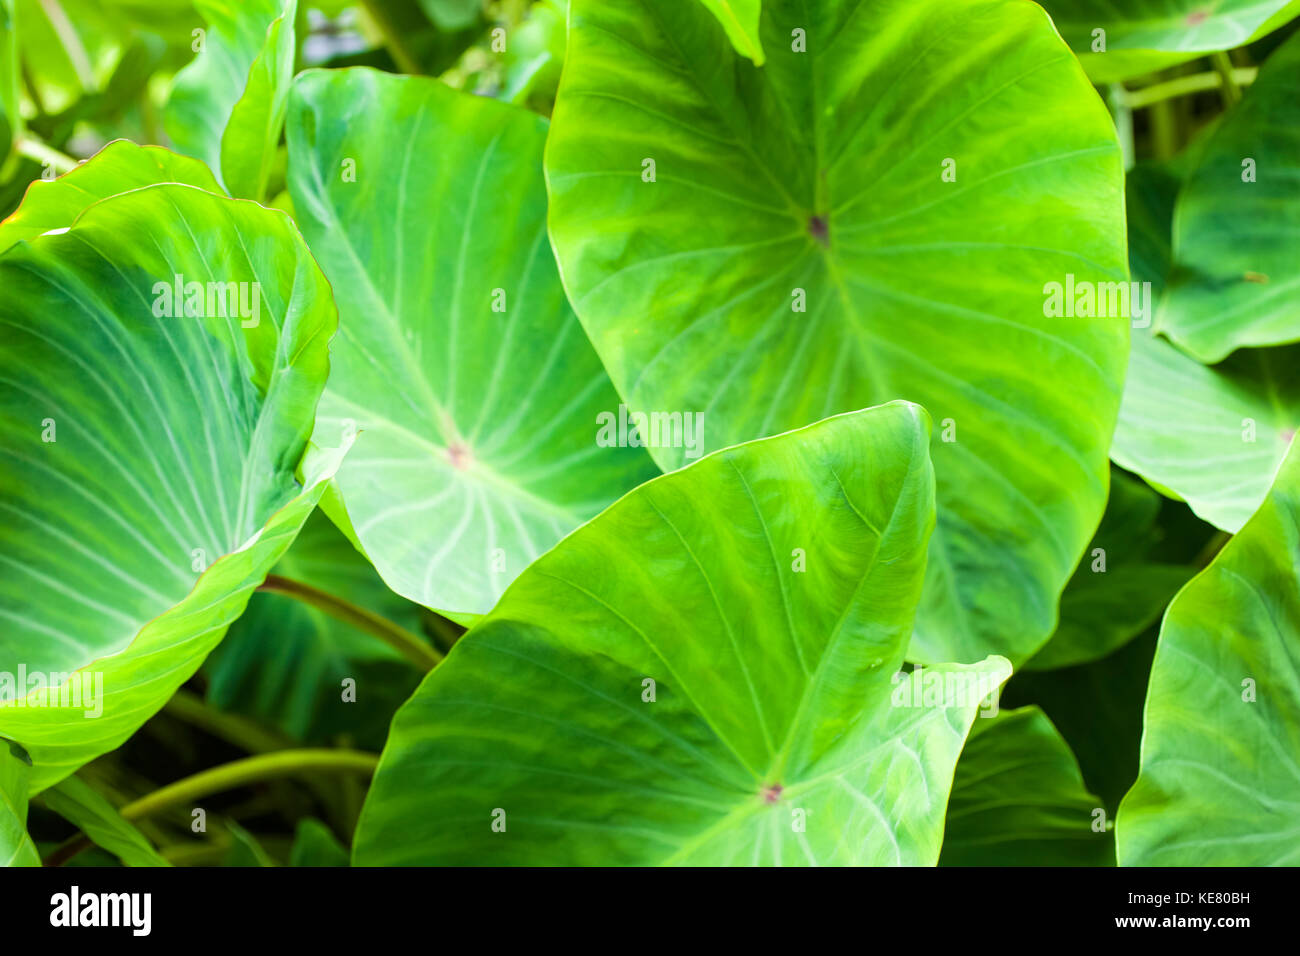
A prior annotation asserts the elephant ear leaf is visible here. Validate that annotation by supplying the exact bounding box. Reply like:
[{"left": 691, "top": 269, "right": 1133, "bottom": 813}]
[
  {"left": 1038, "top": 0, "right": 1300, "bottom": 82},
  {"left": 1, "top": 743, "right": 38, "bottom": 867},
  {"left": 941, "top": 706, "right": 1112, "bottom": 865},
  {"left": 1157, "top": 31, "right": 1300, "bottom": 362},
  {"left": 544, "top": 0, "right": 1128, "bottom": 667},
  {"left": 285, "top": 68, "right": 657, "bottom": 620},
  {"left": 0, "top": 140, "right": 222, "bottom": 254},
  {"left": 354, "top": 402, "right": 1011, "bottom": 866},
  {"left": 1118, "top": 439, "right": 1300, "bottom": 864},
  {"left": 165, "top": 0, "right": 297, "bottom": 199},
  {"left": 40, "top": 775, "right": 170, "bottom": 866},
  {"left": 0, "top": 173, "right": 338, "bottom": 792}
]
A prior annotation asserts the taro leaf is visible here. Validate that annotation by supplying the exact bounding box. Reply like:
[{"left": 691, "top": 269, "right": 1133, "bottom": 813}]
[
  {"left": 0, "top": 743, "right": 39, "bottom": 866},
  {"left": 0, "top": 140, "right": 222, "bottom": 254},
  {"left": 1039, "top": 0, "right": 1300, "bottom": 82},
  {"left": 1114, "top": 333, "right": 1299, "bottom": 533},
  {"left": 940, "top": 707, "right": 1112, "bottom": 866},
  {"left": 1115, "top": 157, "right": 1300, "bottom": 534},
  {"left": 354, "top": 402, "right": 1013, "bottom": 866},
  {"left": 0, "top": 0, "right": 17, "bottom": 160},
  {"left": 285, "top": 68, "right": 657, "bottom": 618},
  {"left": 289, "top": 817, "right": 349, "bottom": 866},
  {"left": 41, "top": 775, "right": 170, "bottom": 866},
  {"left": 202, "top": 510, "right": 427, "bottom": 748},
  {"left": 544, "top": 0, "right": 1128, "bottom": 666},
  {"left": 166, "top": 0, "right": 297, "bottom": 199},
  {"left": 1158, "top": 31, "right": 1300, "bottom": 362},
  {"left": 1118, "top": 440, "right": 1300, "bottom": 865},
  {"left": 1025, "top": 469, "right": 1192, "bottom": 670},
  {"left": 0, "top": 180, "right": 337, "bottom": 791},
  {"left": 698, "top": 0, "right": 764, "bottom": 64}
]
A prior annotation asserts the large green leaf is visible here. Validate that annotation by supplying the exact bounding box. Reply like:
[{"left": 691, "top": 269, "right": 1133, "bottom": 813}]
[
  {"left": 0, "top": 179, "right": 337, "bottom": 790},
  {"left": 941, "top": 707, "right": 1112, "bottom": 866},
  {"left": 0, "top": 140, "right": 222, "bottom": 253},
  {"left": 202, "top": 510, "right": 427, "bottom": 747},
  {"left": 355, "top": 402, "right": 1012, "bottom": 865},
  {"left": 166, "top": 0, "right": 297, "bottom": 199},
  {"left": 1026, "top": 469, "right": 1192, "bottom": 670},
  {"left": 0, "top": 744, "right": 38, "bottom": 866},
  {"left": 1157, "top": 31, "right": 1300, "bottom": 362},
  {"left": 1039, "top": 0, "right": 1300, "bottom": 82},
  {"left": 285, "top": 68, "right": 657, "bottom": 618},
  {"left": 1118, "top": 440, "right": 1300, "bottom": 865},
  {"left": 40, "top": 774, "right": 170, "bottom": 866},
  {"left": 544, "top": 0, "right": 1128, "bottom": 666}
]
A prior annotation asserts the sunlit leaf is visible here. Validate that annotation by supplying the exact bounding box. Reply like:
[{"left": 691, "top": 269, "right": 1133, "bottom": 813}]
[
  {"left": 545, "top": 0, "right": 1128, "bottom": 666},
  {"left": 355, "top": 402, "right": 1011, "bottom": 865},
  {"left": 285, "top": 67, "right": 657, "bottom": 618}
]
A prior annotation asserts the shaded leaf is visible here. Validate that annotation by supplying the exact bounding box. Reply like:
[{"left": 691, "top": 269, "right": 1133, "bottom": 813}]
[
  {"left": 1158, "top": 31, "right": 1300, "bottom": 361},
  {"left": 941, "top": 707, "right": 1112, "bottom": 865},
  {"left": 40, "top": 774, "right": 170, "bottom": 866},
  {"left": 288, "top": 817, "right": 348, "bottom": 866},
  {"left": 0, "top": 743, "right": 38, "bottom": 866}
]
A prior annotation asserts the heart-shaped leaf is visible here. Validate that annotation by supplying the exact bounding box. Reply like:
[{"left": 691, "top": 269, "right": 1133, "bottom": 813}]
[
  {"left": 940, "top": 706, "right": 1112, "bottom": 866},
  {"left": 285, "top": 68, "right": 657, "bottom": 618},
  {"left": 40, "top": 774, "right": 170, "bottom": 866},
  {"left": 1157, "top": 31, "right": 1300, "bottom": 362},
  {"left": 544, "top": 0, "right": 1128, "bottom": 666},
  {"left": 1118, "top": 440, "right": 1300, "bottom": 864},
  {"left": 0, "top": 743, "right": 38, "bottom": 866},
  {"left": 0, "top": 178, "right": 337, "bottom": 790},
  {"left": 1038, "top": 0, "right": 1300, "bottom": 81},
  {"left": 354, "top": 402, "right": 1011, "bottom": 865},
  {"left": 166, "top": 0, "right": 297, "bottom": 199}
]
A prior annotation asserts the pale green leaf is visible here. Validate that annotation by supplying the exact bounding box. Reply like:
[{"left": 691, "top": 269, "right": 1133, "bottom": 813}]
[{"left": 285, "top": 67, "right": 657, "bottom": 618}]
